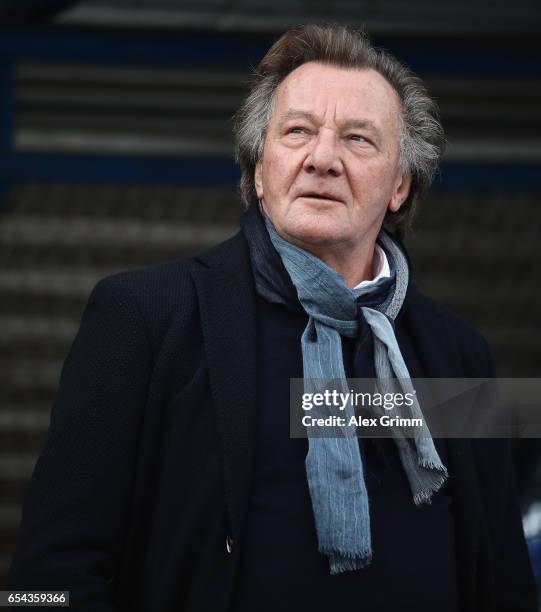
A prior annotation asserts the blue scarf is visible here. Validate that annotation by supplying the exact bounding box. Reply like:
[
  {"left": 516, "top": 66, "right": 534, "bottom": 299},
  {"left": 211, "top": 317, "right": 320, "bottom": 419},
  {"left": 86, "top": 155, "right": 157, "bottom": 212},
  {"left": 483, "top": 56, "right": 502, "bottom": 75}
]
[{"left": 241, "top": 204, "right": 447, "bottom": 574}]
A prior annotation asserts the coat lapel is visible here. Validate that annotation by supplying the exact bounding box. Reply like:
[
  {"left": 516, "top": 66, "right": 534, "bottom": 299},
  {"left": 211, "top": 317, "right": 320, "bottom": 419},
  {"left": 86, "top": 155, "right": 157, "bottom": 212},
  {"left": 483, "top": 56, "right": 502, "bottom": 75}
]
[{"left": 190, "top": 231, "right": 258, "bottom": 543}]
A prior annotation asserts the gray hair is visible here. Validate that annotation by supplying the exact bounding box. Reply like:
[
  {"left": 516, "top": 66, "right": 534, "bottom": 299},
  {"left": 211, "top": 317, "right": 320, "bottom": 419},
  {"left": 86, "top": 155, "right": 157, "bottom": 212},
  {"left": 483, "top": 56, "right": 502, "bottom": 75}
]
[{"left": 233, "top": 24, "right": 445, "bottom": 238}]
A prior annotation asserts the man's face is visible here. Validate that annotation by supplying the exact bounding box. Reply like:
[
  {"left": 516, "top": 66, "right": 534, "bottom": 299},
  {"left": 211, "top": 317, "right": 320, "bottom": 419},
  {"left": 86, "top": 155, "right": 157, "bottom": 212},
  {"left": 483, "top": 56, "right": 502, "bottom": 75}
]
[{"left": 254, "top": 61, "right": 411, "bottom": 253}]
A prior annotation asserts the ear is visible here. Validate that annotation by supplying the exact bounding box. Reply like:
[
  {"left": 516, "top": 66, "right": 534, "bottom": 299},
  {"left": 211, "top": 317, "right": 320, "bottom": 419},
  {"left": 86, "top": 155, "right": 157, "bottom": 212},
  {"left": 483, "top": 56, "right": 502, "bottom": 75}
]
[
  {"left": 388, "top": 172, "right": 412, "bottom": 213},
  {"left": 254, "top": 160, "right": 264, "bottom": 200}
]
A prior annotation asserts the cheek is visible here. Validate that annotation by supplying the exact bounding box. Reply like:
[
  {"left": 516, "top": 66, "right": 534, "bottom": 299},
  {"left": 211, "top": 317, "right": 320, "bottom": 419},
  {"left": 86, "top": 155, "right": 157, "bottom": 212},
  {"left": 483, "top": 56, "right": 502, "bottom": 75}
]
[
  {"left": 349, "top": 159, "right": 399, "bottom": 202},
  {"left": 263, "top": 146, "right": 301, "bottom": 187}
]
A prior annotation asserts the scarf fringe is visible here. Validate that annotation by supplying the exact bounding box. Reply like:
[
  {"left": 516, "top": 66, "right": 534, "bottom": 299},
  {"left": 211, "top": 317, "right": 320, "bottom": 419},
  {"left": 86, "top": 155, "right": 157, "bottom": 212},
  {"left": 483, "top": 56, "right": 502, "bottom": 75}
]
[
  {"left": 327, "top": 551, "right": 373, "bottom": 575},
  {"left": 418, "top": 456, "right": 449, "bottom": 476},
  {"left": 413, "top": 474, "right": 448, "bottom": 506}
]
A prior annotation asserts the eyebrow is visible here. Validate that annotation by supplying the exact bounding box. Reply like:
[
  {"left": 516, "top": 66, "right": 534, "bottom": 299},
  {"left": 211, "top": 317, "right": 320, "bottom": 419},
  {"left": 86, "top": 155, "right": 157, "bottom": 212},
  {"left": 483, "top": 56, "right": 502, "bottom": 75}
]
[{"left": 278, "top": 109, "right": 381, "bottom": 135}]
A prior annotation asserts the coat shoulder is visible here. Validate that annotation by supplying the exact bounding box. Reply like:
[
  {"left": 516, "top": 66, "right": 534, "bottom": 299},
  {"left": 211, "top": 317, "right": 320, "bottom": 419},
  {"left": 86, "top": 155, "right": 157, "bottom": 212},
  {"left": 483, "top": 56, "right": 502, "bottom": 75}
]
[
  {"left": 91, "top": 232, "right": 246, "bottom": 314},
  {"left": 404, "top": 282, "right": 495, "bottom": 377},
  {"left": 407, "top": 282, "right": 484, "bottom": 342},
  {"left": 84, "top": 232, "right": 249, "bottom": 352}
]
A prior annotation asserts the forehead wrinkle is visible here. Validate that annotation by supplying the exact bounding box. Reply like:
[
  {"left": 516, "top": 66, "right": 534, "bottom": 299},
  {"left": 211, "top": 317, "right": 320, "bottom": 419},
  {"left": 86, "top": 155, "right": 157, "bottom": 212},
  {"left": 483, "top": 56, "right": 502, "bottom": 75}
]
[
  {"left": 341, "top": 118, "right": 382, "bottom": 137},
  {"left": 277, "top": 109, "right": 320, "bottom": 129},
  {"left": 278, "top": 106, "right": 383, "bottom": 141}
]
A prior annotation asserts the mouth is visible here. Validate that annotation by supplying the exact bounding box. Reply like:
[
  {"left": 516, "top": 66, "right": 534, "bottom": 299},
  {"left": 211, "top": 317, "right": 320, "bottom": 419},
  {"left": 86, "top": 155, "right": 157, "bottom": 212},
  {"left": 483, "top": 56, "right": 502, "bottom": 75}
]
[{"left": 298, "top": 192, "right": 342, "bottom": 203}]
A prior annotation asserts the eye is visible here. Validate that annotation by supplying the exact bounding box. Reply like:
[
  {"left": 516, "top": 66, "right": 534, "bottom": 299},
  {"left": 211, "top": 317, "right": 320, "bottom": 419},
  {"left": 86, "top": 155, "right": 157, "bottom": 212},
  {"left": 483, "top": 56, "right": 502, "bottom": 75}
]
[
  {"left": 348, "top": 134, "right": 368, "bottom": 143},
  {"left": 287, "top": 126, "right": 307, "bottom": 135}
]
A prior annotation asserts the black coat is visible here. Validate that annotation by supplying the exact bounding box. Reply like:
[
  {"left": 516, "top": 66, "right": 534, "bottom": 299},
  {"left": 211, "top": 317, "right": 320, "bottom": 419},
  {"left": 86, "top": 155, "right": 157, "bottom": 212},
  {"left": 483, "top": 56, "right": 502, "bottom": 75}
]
[{"left": 8, "top": 230, "right": 538, "bottom": 611}]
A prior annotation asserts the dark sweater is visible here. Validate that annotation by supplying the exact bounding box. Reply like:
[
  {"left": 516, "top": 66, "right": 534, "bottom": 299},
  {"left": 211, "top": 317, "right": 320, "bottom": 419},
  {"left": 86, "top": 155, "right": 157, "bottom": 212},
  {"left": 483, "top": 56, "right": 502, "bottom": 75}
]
[{"left": 230, "top": 295, "right": 458, "bottom": 611}]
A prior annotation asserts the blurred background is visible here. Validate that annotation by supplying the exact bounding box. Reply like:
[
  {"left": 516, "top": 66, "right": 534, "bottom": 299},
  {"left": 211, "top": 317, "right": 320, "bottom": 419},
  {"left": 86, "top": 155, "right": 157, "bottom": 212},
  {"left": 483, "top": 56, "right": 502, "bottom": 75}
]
[{"left": 0, "top": 0, "right": 540, "bottom": 595}]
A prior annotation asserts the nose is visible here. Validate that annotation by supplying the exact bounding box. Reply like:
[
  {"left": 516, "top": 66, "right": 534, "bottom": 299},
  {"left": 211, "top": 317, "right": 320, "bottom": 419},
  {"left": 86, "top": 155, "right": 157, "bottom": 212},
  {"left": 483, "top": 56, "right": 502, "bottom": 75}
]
[{"left": 302, "top": 128, "right": 343, "bottom": 177}]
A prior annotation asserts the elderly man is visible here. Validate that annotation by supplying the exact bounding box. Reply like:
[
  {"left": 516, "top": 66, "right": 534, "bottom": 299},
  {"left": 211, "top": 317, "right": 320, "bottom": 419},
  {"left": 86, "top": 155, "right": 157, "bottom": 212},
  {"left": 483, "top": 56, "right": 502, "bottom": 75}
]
[{"left": 9, "top": 24, "right": 537, "bottom": 612}]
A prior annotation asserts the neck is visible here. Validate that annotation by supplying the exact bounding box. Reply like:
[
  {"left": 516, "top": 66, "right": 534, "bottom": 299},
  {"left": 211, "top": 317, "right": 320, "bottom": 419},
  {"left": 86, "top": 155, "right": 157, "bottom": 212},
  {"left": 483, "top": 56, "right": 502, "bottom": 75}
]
[
  {"left": 287, "top": 235, "right": 379, "bottom": 289},
  {"left": 257, "top": 203, "right": 381, "bottom": 288}
]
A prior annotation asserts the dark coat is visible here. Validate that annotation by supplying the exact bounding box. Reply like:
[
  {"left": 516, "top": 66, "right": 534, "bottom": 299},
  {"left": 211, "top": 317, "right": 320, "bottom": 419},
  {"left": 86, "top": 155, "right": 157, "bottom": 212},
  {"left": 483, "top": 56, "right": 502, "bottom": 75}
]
[{"left": 8, "top": 230, "right": 538, "bottom": 611}]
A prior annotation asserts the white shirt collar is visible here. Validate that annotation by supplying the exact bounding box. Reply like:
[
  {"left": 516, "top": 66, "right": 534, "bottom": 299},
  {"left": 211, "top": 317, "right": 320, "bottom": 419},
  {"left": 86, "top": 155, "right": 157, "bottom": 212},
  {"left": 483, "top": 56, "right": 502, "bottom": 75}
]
[{"left": 352, "top": 244, "right": 390, "bottom": 290}]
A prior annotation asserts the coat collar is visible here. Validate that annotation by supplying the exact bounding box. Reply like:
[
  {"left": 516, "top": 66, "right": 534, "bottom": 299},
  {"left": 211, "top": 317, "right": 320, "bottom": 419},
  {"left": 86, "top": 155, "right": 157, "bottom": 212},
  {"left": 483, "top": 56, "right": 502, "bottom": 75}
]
[{"left": 189, "top": 231, "right": 258, "bottom": 543}]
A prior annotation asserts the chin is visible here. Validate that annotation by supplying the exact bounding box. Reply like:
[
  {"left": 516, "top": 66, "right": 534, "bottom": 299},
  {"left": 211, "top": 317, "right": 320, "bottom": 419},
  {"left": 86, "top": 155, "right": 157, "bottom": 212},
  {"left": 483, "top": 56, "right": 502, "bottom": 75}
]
[{"left": 282, "top": 216, "right": 346, "bottom": 248}]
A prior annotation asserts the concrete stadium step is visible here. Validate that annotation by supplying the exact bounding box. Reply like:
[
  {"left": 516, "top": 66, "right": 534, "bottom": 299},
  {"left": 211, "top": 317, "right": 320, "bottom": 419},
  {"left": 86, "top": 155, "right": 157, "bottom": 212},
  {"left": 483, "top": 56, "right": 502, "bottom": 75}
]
[
  {"left": 0, "top": 315, "right": 77, "bottom": 349},
  {"left": 0, "top": 216, "right": 238, "bottom": 250},
  {"left": 0, "top": 553, "right": 14, "bottom": 588},
  {"left": 2, "top": 241, "right": 193, "bottom": 271},
  {"left": 0, "top": 289, "right": 87, "bottom": 322},
  {"left": 12, "top": 59, "right": 541, "bottom": 161},
  {"left": 0, "top": 400, "right": 50, "bottom": 418},
  {"left": 3, "top": 184, "right": 536, "bottom": 223},
  {"left": 1, "top": 384, "right": 57, "bottom": 405},
  {"left": 2, "top": 212, "right": 534, "bottom": 265},
  {"left": 0, "top": 406, "right": 53, "bottom": 462},
  {"left": 414, "top": 282, "right": 541, "bottom": 314},
  {"left": 0, "top": 454, "right": 38, "bottom": 503},
  {"left": 1, "top": 360, "right": 64, "bottom": 396},
  {"left": 3, "top": 183, "right": 243, "bottom": 222},
  {"left": 409, "top": 230, "right": 537, "bottom": 263},
  {"left": 0, "top": 407, "right": 51, "bottom": 428},
  {"left": 55, "top": 0, "right": 541, "bottom": 37},
  {"left": 0, "top": 268, "right": 110, "bottom": 299},
  {"left": 0, "top": 504, "right": 22, "bottom": 570},
  {"left": 0, "top": 422, "right": 48, "bottom": 458}
]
